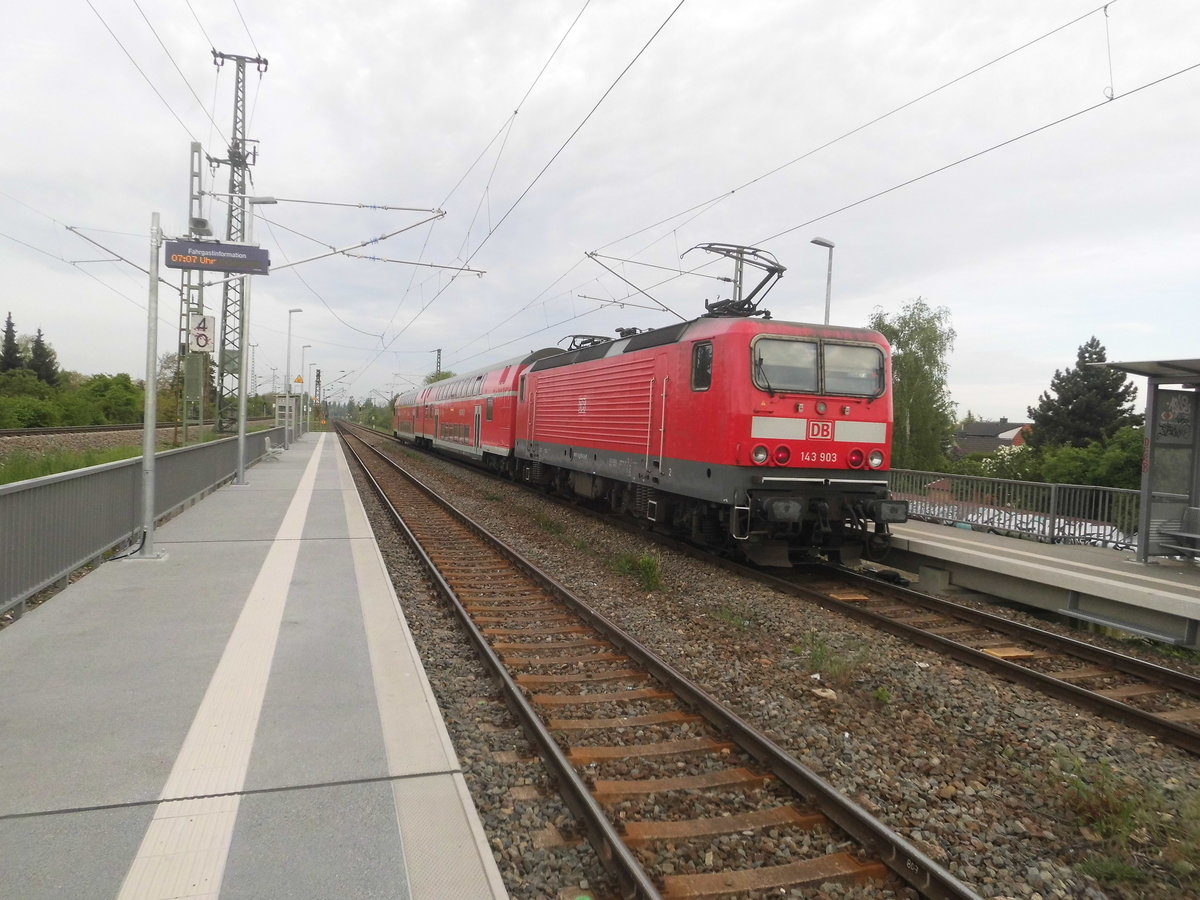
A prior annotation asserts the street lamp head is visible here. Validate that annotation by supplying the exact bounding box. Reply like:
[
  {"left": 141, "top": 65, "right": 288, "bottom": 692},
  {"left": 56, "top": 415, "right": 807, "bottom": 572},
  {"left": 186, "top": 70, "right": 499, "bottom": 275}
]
[
  {"left": 289, "top": 307, "right": 302, "bottom": 314},
  {"left": 302, "top": 344, "right": 312, "bottom": 350},
  {"left": 810, "top": 237, "right": 835, "bottom": 249}
]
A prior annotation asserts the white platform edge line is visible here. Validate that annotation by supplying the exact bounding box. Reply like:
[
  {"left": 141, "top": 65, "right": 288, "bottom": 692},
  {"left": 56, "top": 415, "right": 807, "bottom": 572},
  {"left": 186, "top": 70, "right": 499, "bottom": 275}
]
[{"left": 118, "top": 435, "right": 327, "bottom": 900}]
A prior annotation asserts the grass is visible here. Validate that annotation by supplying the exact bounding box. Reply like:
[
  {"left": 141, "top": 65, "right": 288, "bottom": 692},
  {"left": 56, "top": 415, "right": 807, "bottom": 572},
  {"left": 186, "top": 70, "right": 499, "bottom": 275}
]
[
  {"left": 614, "top": 552, "right": 664, "bottom": 592},
  {"left": 0, "top": 447, "right": 145, "bottom": 486},
  {"left": 711, "top": 605, "right": 753, "bottom": 629},
  {"left": 1058, "top": 755, "right": 1143, "bottom": 839},
  {"left": 533, "top": 512, "right": 565, "bottom": 535},
  {"left": 1057, "top": 753, "right": 1200, "bottom": 891},
  {"left": 791, "top": 633, "right": 869, "bottom": 686}
]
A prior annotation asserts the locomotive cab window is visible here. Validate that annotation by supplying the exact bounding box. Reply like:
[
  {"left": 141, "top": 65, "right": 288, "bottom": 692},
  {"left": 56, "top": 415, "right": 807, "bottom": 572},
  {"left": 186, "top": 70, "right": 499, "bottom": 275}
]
[
  {"left": 691, "top": 341, "right": 713, "bottom": 391},
  {"left": 824, "top": 343, "right": 885, "bottom": 396},
  {"left": 753, "top": 339, "right": 818, "bottom": 393}
]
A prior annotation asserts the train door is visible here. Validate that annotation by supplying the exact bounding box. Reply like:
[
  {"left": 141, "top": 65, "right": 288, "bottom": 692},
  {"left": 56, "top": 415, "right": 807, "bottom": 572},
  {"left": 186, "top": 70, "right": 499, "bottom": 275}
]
[{"left": 474, "top": 406, "right": 482, "bottom": 450}]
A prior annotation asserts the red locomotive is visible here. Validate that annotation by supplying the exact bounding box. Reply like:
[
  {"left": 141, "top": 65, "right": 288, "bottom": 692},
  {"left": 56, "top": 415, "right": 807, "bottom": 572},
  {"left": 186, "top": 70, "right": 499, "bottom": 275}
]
[{"left": 394, "top": 244, "right": 907, "bottom": 565}]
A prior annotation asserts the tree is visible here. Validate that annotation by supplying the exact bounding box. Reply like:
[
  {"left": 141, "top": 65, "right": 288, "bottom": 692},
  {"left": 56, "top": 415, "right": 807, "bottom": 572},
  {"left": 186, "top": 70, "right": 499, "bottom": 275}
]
[
  {"left": 28, "top": 329, "right": 59, "bottom": 386},
  {"left": 869, "top": 298, "right": 957, "bottom": 470},
  {"left": 78, "top": 373, "right": 143, "bottom": 424},
  {"left": 1, "top": 312, "right": 21, "bottom": 372},
  {"left": 424, "top": 369, "right": 455, "bottom": 384},
  {"left": 1026, "top": 337, "right": 1140, "bottom": 449},
  {"left": 1038, "top": 426, "right": 1143, "bottom": 489}
]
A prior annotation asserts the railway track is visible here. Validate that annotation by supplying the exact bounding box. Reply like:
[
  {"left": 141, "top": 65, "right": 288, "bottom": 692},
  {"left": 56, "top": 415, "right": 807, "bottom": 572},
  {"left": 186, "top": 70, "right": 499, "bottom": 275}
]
[
  {"left": 338, "top": 425, "right": 978, "bottom": 899},
  {"left": 763, "top": 567, "right": 1200, "bottom": 757},
  {"left": 345, "top": 423, "right": 1200, "bottom": 760}
]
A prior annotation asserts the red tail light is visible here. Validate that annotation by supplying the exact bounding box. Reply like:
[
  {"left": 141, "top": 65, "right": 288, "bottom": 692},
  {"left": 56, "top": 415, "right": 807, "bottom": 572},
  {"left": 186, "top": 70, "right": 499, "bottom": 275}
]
[
  {"left": 773, "top": 446, "right": 791, "bottom": 464},
  {"left": 847, "top": 448, "right": 866, "bottom": 468}
]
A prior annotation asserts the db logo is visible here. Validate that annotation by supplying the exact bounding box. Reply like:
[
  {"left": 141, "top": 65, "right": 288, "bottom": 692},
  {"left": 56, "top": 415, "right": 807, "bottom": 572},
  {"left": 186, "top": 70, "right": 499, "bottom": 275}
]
[{"left": 808, "top": 420, "right": 834, "bottom": 440}]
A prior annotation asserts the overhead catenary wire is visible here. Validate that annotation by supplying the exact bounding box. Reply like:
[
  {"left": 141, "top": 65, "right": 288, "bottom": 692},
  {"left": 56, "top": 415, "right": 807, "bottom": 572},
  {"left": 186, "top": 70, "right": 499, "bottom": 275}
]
[
  {"left": 548, "top": 56, "right": 1200, "bottom": 319},
  {"left": 452, "top": 1, "right": 1113, "bottom": 365},
  {"left": 754, "top": 59, "right": 1200, "bottom": 248},
  {"left": 371, "top": 0, "right": 596, "bottom": 367},
  {"left": 232, "top": 0, "right": 262, "bottom": 59},
  {"left": 595, "top": 0, "right": 1125, "bottom": 257},
  {"left": 370, "top": 0, "right": 690, "bottom": 378},
  {"left": 132, "top": 0, "right": 228, "bottom": 146},
  {"left": 83, "top": 0, "right": 197, "bottom": 143}
]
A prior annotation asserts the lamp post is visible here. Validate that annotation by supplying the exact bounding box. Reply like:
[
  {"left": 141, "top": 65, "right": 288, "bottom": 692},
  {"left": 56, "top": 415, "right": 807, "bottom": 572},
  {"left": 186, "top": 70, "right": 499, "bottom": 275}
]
[
  {"left": 810, "top": 237, "right": 834, "bottom": 325},
  {"left": 136, "top": 212, "right": 164, "bottom": 558},
  {"left": 236, "top": 196, "right": 277, "bottom": 484},
  {"left": 299, "top": 344, "right": 311, "bottom": 439},
  {"left": 284, "top": 307, "right": 302, "bottom": 448},
  {"left": 307, "top": 362, "right": 316, "bottom": 432}
]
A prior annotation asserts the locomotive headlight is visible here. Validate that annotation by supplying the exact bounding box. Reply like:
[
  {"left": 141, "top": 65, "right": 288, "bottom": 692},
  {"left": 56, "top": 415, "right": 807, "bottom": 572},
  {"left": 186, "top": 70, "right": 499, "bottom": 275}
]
[
  {"left": 868, "top": 449, "right": 885, "bottom": 468},
  {"left": 816, "top": 401, "right": 828, "bottom": 415},
  {"left": 752, "top": 445, "right": 770, "bottom": 464},
  {"left": 773, "top": 445, "right": 791, "bottom": 464}
]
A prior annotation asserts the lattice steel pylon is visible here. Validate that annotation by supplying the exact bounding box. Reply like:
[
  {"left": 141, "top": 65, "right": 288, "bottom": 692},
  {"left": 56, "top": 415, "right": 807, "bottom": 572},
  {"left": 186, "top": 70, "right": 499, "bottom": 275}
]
[{"left": 211, "top": 50, "right": 268, "bottom": 432}]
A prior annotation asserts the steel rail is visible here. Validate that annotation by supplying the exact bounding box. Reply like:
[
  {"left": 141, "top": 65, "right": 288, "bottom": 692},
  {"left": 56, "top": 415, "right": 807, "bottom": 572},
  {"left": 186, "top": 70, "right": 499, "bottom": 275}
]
[
  {"left": 699, "top": 552, "right": 1200, "bottom": 756},
  {"left": 338, "top": 430, "right": 660, "bottom": 899},
  {"left": 351, "top": 422, "right": 1200, "bottom": 757},
  {"left": 339, "top": 425, "right": 981, "bottom": 900}
]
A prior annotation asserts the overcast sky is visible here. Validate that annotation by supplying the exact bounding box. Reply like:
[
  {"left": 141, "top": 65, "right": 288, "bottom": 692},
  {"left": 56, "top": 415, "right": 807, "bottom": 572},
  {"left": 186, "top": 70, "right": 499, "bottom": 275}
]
[{"left": 2, "top": 0, "right": 1197, "bottom": 421}]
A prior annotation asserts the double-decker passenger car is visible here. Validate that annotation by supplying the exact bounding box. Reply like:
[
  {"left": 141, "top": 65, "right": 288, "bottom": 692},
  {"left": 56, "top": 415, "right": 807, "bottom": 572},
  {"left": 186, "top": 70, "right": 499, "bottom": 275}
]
[{"left": 392, "top": 348, "right": 561, "bottom": 470}]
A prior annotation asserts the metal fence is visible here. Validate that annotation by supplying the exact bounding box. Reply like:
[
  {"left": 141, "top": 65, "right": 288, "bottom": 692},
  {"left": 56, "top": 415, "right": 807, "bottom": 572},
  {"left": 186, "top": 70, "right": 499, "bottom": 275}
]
[
  {"left": 888, "top": 469, "right": 1140, "bottom": 550},
  {"left": 1, "top": 427, "right": 285, "bottom": 620}
]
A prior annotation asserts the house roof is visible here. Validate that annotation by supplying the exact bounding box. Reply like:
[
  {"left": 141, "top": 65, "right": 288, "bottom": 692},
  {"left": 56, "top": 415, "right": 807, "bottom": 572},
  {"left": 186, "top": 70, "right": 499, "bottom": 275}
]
[
  {"left": 952, "top": 420, "right": 1031, "bottom": 457},
  {"left": 1101, "top": 359, "right": 1200, "bottom": 382},
  {"left": 958, "top": 420, "right": 1031, "bottom": 438}
]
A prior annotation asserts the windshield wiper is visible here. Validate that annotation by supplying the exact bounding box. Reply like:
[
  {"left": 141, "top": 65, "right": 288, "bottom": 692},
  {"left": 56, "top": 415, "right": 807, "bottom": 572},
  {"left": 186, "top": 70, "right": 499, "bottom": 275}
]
[{"left": 755, "top": 356, "right": 775, "bottom": 397}]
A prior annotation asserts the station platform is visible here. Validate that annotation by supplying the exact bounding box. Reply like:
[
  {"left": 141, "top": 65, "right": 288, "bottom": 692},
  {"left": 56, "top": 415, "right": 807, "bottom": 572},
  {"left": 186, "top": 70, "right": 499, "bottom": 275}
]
[
  {"left": 0, "top": 433, "right": 507, "bottom": 899},
  {"left": 887, "top": 518, "right": 1200, "bottom": 648}
]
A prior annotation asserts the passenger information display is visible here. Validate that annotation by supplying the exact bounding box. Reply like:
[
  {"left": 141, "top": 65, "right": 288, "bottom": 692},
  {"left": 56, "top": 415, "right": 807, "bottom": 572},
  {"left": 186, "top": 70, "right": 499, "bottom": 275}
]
[{"left": 164, "top": 240, "right": 270, "bottom": 275}]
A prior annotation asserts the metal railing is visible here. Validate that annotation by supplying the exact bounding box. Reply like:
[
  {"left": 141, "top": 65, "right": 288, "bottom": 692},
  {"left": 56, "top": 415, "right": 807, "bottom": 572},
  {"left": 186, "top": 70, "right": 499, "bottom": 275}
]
[
  {"left": 1, "top": 427, "right": 285, "bottom": 621},
  {"left": 888, "top": 469, "right": 1140, "bottom": 550}
]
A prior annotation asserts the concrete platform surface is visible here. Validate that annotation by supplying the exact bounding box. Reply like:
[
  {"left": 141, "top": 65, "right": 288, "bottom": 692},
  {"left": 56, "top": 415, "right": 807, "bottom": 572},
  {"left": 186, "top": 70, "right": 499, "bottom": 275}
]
[
  {"left": 890, "top": 518, "right": 1200, "bottom": 645},
  {"left": 0, "top": 433, "right": 507, "bottom": 900}
]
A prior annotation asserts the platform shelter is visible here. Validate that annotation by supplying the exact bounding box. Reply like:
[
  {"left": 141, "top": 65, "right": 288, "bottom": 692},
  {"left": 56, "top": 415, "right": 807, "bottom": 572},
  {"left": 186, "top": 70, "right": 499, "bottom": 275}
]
[{"left": 1105, "top": 358, "right": 1200, "bottom": 563}]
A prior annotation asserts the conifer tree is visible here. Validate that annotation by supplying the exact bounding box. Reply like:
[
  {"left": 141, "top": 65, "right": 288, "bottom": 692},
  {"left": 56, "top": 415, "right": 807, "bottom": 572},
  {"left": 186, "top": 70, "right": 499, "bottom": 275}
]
[
  {"left": 29, "top": 328, "right": 59, "bottom": 386},
  {"left": 1, "top": 312, "right": 21, "bottom": 372},
  {"left": 1026, "top": 337, "right": 1140, "bottom": 448}
]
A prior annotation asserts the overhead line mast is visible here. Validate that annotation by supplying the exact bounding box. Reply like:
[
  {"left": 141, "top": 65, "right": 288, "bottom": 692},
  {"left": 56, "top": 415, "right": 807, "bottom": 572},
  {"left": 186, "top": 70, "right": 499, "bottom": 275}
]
[{"left": 209, "top": 49, "right": 268, "bottom": 433}]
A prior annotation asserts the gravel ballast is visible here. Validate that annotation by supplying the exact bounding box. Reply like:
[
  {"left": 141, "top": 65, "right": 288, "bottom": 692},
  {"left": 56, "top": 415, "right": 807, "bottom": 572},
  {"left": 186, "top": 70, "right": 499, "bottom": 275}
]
[{"left": 356, "top": 436, "right": 1199, "bottom": 899}]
